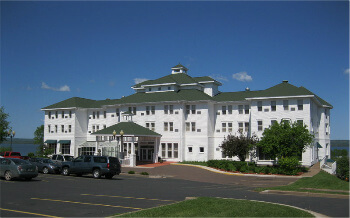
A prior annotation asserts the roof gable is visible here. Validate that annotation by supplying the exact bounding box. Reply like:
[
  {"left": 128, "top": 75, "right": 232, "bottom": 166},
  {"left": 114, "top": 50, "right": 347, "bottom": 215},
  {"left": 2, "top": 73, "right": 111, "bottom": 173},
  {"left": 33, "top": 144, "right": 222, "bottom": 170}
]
[{"left": 92, "top": 122, "right": 161, "bottom": 136}]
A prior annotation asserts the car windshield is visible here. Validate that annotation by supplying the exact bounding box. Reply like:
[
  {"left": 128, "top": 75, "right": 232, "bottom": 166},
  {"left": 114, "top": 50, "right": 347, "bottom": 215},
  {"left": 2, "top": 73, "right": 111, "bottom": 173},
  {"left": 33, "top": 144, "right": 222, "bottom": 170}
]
[
  {"left": 43, "top": 159, "right": 54, "bottom": 164},
  {"left": 11, "top": 159, "right": 31, "bottom": 165},
  {"left": 10, "top": 152, "right": 21, "bottom": 156}
]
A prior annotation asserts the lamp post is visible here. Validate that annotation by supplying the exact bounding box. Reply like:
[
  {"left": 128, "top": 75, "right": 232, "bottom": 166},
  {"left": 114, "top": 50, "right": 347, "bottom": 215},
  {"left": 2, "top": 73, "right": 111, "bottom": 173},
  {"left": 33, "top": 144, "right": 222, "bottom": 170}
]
[
  {"left": 120, "top": 130, "right": 124, "bottom": 159},
  {"left": 8, "top": 130, "right": 15, "bottom": 149}
]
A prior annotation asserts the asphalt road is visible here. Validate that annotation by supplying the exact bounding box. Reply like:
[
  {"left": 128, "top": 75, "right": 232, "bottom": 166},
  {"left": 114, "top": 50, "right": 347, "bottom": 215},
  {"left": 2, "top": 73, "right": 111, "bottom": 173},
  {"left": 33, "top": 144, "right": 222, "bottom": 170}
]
[{"left": 0, "top": 168, "right": 349, "bottom": 217}]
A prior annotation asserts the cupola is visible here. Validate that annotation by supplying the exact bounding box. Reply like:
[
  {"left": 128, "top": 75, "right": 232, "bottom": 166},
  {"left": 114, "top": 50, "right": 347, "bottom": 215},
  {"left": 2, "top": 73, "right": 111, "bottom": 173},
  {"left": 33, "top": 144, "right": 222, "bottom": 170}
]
[{"left": 171, "top": 63, "right": 188, "bottom": 74}]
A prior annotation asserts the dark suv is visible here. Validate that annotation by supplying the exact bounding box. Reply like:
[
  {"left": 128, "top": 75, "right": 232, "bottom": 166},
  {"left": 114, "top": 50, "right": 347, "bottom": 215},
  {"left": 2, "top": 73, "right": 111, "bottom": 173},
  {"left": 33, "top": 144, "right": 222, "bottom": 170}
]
[{"left": 61, "top": 155, "right": 121, "bottom": 179}]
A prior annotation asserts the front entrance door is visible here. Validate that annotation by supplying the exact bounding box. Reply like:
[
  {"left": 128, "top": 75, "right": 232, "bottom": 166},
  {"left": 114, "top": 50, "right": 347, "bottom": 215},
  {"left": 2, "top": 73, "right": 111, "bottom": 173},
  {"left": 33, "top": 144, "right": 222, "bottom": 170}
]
[{"left": 140, "top": 148, "right": 154, "bottom": 161}]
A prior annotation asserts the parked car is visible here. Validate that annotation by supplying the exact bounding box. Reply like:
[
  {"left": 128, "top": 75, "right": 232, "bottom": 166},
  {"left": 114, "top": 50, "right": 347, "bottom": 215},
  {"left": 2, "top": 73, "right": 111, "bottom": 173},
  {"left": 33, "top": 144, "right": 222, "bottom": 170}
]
[
  {"left": 0, "top": 158, "right": 38, "bottom": 181},
  {"left": 29, "top": 158, "right": 60, "bottom": 174},
  {"left": 51, "top": 154, "right": 74, "bottom": 166},
  {"left": 61, "top": 155, "right": 121, "bottom": 179},
  {"left": 2, "top": 151, "right": 23, "bottom": 159}
]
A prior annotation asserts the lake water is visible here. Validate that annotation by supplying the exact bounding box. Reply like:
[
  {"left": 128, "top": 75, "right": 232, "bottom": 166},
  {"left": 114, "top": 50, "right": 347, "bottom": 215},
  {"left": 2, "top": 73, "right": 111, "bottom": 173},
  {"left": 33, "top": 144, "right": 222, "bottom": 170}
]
[{"left": 0, "top": 144, "right": 38, "bottom": 156}]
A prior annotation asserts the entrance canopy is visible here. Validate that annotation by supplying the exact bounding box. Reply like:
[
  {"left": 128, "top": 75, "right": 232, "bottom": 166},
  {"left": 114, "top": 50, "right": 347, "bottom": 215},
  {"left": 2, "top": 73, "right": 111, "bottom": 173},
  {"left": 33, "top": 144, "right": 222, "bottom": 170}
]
[
  {"left": 92, "top": 122, "right": 161, "bottom": 137},
  {"left": 44, "top": 140, "right": 57, "bottom": 144}
]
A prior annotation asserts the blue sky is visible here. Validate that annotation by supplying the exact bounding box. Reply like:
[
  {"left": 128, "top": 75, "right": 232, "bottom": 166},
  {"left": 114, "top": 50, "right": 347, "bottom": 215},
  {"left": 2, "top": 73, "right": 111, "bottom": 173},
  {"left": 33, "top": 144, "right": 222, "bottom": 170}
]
[{"left": 1, "top": 1, "right": 349, "bottom": 140}]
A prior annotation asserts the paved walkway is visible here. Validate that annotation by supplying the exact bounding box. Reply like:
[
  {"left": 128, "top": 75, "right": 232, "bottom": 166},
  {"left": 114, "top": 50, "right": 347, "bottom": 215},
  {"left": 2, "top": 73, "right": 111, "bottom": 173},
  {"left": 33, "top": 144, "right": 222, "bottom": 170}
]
[{"left": 301, "top": 162, "right": 321, "bottom": 177}]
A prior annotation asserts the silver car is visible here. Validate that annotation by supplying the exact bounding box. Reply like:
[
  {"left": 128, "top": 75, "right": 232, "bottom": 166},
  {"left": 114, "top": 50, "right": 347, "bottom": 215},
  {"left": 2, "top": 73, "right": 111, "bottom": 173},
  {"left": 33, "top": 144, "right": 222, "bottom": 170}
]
[
  {"left": 29, "top": 158, "right": 60, "bottom": 174},
  {"left": 0, "top": 158, "right": 38, "bottom": 181}
]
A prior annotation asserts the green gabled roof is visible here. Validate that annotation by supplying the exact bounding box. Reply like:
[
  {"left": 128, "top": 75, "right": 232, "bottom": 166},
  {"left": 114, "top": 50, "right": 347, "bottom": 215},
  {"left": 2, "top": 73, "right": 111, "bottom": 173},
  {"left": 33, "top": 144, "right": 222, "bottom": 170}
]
[
  {"left": 213, "top": 90, "right": 262, "bottom": 102},
  {"left": 194, "top": 76, "right": 221, "bottom": 85},
  {"left": 172, "top": 63, "right": 188, "bottom": 70},
  {"left": 133, "top": 73, "right": 199, "bottom": 88},
  {"left": 118, "top": 89, "right": 213, "bottom": 104},
  {"left": 42, "top": 97, "right": 100, "bottom": 109},
  {"left": 92, "top": 122, "right": 161, "bottom": 136}
]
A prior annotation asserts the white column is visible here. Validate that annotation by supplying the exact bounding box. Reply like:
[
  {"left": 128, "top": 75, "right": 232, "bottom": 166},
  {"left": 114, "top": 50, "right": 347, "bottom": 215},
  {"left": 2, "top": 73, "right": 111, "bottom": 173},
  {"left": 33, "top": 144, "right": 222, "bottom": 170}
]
[{"left": 130, "top": 136, "right": 136, "bottom": 167}]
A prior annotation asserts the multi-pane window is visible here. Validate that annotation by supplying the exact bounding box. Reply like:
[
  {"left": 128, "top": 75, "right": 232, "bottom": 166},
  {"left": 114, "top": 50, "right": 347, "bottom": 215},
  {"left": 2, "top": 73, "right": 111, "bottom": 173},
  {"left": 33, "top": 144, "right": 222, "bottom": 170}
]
[
  {"left": 146, "top": 122, "right": 155, "bottom": 131},
  {"left": 244, "top": 105, "right": 249, "bottom": 114},
  {"left": 186, "top": 105, "right": 196, "bottom": 114},
  {"left": 257, "top": 101, "right": 262, "bottom": 111},
  {"left": 228, "top": 105, "right": 232, "bottom": 114},
  {"left": 244, "top": 122, "right": 249, "bottom": 132},
  {"left": 222, "top": 122, "right": 233, "bottom": 133},
  {"left": 146, "top": 106, "right": 150, "bottom": 115},
  {"left": 238, "top": 122, "right": 243, "bottom": 132},
  {"left": 55, "top": 111, "right": 58, "bottom": 119},
  {"left": 185, "top": 122, "right": 196, "bottom": 132},
  {"left": 96, "top": 125, "right": 99, "bottom": 131},
  {"left": 298, "top": 100, "right": 303, "bottom": 110},
  {"left": 258, "top": 121, "right": 263, "bottom": 131},
  {"left": 92, "top": 125, "right": 96, "bottom": 133},
  {"left": 80, "top": 147, "right": 96, "bottom": 156},
  {"left": 271, "top": 120, "right": 277, "bottom": 126},
  {"left": 69, "top": 125, "right": 72, "bottom": 133},
  {"left": 283, "top": 100, "right": 289, "bottom": 111},
  {"left": 93, "top": 112, "right": 96, "bottom": 119},
  {"left": 161, "top": 143, "right": 178, "bottom": 158},
  {"left": 271, "top": 101, "right": 276, "bottom": 111},
  {"left": 128, "top": 107, "right": 136, "bottom": 115},
  {"left": 151, "top": 106, "right": 155, "bottom": 115},
  {"left": 164, "top": 122, "right": 174, "bottom": 132},
  {"left": 238, "top": 105, "right": 243, "bottom": 114},
  {"left": 69, "top": 111, "right": 72, "bottom": 118},
  {"left": 61, "top": 144, "right": 70, "bottom": 155},
  {"left": 222, "top": 106, "right": 227, "bottom": 115}
]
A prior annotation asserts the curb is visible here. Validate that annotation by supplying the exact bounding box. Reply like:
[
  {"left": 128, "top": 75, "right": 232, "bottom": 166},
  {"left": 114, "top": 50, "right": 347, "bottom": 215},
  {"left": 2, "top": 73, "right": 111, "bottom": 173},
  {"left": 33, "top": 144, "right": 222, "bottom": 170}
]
[
  {"left": 261, "top": 190, "right": 349, "bottom": 199},
  {"left": 172, "top": 163, "right": 302, "bottom": 178}
]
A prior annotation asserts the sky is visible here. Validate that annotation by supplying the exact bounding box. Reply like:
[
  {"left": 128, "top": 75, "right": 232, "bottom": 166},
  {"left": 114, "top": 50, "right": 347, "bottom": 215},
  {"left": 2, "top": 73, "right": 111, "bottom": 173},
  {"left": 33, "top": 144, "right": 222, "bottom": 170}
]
[{"left": 1, "top": 1, "right": 349, "bottom": 140}]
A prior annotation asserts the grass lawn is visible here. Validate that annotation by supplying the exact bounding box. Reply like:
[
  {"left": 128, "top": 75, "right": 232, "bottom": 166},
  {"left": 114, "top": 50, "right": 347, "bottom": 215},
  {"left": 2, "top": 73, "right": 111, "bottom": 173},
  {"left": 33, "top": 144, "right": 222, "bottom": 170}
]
[
  {"left": 256, "top": 171, "right": 349, "bottom": 195},
  {"left": 118, "top": 197, "right": 313, "bottom": 217}
]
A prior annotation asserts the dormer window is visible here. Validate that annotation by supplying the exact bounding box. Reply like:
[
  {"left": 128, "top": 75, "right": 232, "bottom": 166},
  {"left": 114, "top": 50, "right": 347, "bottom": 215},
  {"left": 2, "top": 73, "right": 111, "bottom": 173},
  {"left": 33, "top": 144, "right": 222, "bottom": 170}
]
[{"left": 158, "top": 87, "right": 161, "bottom": 91}]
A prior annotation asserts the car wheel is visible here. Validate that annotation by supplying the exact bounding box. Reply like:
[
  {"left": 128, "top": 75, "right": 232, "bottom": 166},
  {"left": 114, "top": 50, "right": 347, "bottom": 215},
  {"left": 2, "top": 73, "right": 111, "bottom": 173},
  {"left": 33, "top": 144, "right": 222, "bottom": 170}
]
[
  {"left": 93, "top": 169, "right": 101, "bottom": 179},
  {"left": 24, "top": 177, "right": 32, "bottom": 181},
  {"left": 105, "top": 174, "right": 114, "bottom": 179},
  {"left": 62, "top": 167, "right": 70, "bottom": 176},
  {"left": 42, "top": 167, "right": 49, "bottom": 174},
  {"left": 4, "top": 171, "right": 12, "bottom": 181}
]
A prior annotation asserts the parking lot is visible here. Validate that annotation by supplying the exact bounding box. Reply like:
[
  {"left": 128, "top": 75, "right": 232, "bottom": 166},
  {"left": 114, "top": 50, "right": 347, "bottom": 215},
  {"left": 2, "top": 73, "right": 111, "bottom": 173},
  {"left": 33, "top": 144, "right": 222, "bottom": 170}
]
[{"left": 1, "top": 165, "right": 349, "bottom": 217}]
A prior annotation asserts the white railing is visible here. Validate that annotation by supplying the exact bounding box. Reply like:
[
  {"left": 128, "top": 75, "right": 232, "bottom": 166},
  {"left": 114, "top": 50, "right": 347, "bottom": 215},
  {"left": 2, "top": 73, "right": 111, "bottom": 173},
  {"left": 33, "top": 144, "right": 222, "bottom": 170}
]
[
  {"left": 331, "top": 161, "right": 337, "bottom": 175},
  {"left": 319, "top": 156, "right": 326, "bottom": 169},
  {"left": 120, "top": 158, "right": 130, "bottom": 166}
]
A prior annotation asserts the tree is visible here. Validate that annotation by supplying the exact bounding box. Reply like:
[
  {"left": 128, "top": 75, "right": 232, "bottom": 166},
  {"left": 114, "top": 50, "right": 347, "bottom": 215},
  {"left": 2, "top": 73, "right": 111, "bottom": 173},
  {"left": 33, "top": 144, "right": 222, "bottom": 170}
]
[
  {"left": 220, "top": 131, "right": 259, "bottom": 161},
  {"left": 0, "top": 106, "right": 10, "bottom": 144},
  {"left": 34, "top": 125, "right": 45, "bottom": 156},
  {"left": 256, "top": 121, "right": 314, "bottom": 160}
]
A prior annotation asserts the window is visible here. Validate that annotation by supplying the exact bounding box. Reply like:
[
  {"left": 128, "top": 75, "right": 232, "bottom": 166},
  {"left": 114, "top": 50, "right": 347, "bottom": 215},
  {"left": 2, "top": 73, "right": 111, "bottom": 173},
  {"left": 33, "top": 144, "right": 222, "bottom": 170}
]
[
  {"left": 297, "top": 120, "right": 303, "bottom": 126},
  {"left": 271, "top": 120, "right": 277, "bottom": 126},
  {"left": 257, "top": 101, "right": 262, "bottom": 111},
  {"left": 96, "top": 125, "right": 99, "bottom": 131},
  {"left": 169, "top": 105, "right": 173, "bottom": 114},
  {"left": 48, "top": 111, "right": 51, "bottom": 119},
  {"left": 168, "top": 86, "right": 171, "bottom": 90},
  {"left": 164, "top": 122, "right": 174, "bottom": 132},
  {"left": 238, "top": 122, "right": 243, "bottom": 132},
  {"left": 283, "top": 100, "right": 289, "bottom": 111},
  {"left": 55, "top": 125, "right": 57, "bottom": 133},
  {"left": 80, "top": 147, "right": 96, "bottom": 156},
  {"left": 228, "top": 105, "right": 232, "bottom": 114},
  {"left": 61, "top": 125, "right": 64, "bottom": 133},
  {"left": 146, "top": 106, "right": 150, "bottom": 115},
  {"left": 161, "top": 143, "right": 178, "bottom": 158},
  {"left": 186, "top": 122, "right": 196, "bottom": 132},
  {"left": 62, "top": 111, "right": 64, "bottom": 118},
  {"left": 222, "top": 122, "right": 232, "bottom": 132},
  {"left": 298, "top": 100, "right": 303, "bottom": 110},
  {"left": 151, "top": 106, "right": 155, "bottom": 115},
  {"left": 222, "top": 123, "right": 227, "bottom": 132},
  {"left": 61, "top": 144, "right": 70, "bottom": 155},
  {"left": 93, "top": 112, "right": 96, "bottom": 119},
  {"left": 69, "top": 111, "right": 72, "bottom": 118},
  {"left": 238, "top": 105, "right": 243, "bottom": 114},
  {"left": 325, "top": 109, "right": 328, "bottom": 119},
  {"left": 149, "top": 88, "right": 152, "bottom": 92},
  {"left": 48, "top": 125, "right": 51, "bottom": 133},
  {"left": 55, "top": 111, "right": 58, "bottom": 119},
  {"left": 69, "top": 125, "right": 72, "bottom": 133},
  {"left": 158, "top": 87, "right": 161, "bottom": 91},
  {"left": 245, "top": 122, "right": 249, "bottom": 132},
  {"left": 186, "top": 105, "right": 196, "bottom": 114},
  {"left": 104, "top": 111, "right": 107, "bottom": 118},
  {"left": 188, "top": 146, "right": 193, "bottom": 153},
  {"left": 199, "top": 147, "right": 204, "bottom": 153},
  {"left": 92, "top": 125, "right": 96, "bottom": 133},
  {"left": 146, "top": 122, "right": 155, "bottom": 131},
  {"left": 244, "top": 105, "right": 249, "bottom": 114},
  {"left": 103, "top": 125, "right": 106, "bottom": 129},
  {"left": 222, "top": 106, "right": 226, "bottom": 115},
  {"left": 271, "top": 101, "right": 276, "bottom": 111},
  {"left": 326, "top": 124, "right": 329, "bottom": 135},
  {"left": 258, "top": 121, "right": 263, "bottom": 131},
  {"left": 128, "top": 107, "right": 136, "bottom": 115},
  {"left": 164, "top": 105, "right": 168, "bottom": 114},
  {"left": 97, "top": 111, "right": 100, "bottom": 119}
]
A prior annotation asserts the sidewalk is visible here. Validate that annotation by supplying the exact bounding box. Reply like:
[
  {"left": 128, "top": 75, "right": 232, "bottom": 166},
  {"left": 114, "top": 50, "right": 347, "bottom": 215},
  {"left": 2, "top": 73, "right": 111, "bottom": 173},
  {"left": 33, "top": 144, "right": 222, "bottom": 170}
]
[{"left": 301, "top": 162, "right": 321, "bottom": 177}]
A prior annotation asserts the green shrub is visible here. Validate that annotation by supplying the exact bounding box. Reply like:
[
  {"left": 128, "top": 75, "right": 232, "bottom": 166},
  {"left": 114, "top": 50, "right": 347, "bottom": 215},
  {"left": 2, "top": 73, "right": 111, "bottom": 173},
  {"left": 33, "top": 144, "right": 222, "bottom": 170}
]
[
  {"left": 336, "top": 156, "right": 349, "bottom": 181},
  {"left": 140, "top": 172, "right": 149, "bottom": 175},
  {"left": 278, "top": 156, "right": 301, "bottom": 174},
  {"left": 27, "top": 152, "right": 35, "bottom": 158},
  {"left": 128, "top": 171, "right": 135, "bottom": 174}
]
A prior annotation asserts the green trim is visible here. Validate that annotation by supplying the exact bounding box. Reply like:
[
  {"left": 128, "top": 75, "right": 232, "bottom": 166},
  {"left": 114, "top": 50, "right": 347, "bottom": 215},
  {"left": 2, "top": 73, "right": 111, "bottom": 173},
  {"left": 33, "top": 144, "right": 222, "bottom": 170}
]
[
  {"left": 44, "top": 140, "right": 57, "bottom": 144},
  {"left": 58, "top": 140, "right": 71, "bottom": 144}
]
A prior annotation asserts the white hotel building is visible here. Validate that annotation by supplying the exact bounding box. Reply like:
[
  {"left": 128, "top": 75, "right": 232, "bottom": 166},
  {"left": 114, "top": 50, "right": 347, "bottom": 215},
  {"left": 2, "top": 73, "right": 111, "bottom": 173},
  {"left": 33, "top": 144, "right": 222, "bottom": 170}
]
[{"left": 42, "top": 64, "right": 332, "bottom": 167}]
